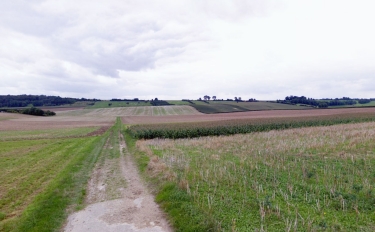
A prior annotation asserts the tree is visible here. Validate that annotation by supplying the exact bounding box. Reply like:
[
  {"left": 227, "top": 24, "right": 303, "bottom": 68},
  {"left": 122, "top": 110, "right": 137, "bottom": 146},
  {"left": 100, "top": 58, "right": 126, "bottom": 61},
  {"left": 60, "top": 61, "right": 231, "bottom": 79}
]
[{"left": 212, "top": 96, "right": 217, "bottom": 101}]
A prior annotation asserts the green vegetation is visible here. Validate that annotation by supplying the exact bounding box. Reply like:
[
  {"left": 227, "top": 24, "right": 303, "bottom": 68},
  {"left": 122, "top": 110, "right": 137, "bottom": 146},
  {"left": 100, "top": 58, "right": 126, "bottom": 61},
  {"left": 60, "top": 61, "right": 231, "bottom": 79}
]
[
  {"left": 277, "top": 96, "right": 375, "bottom": 108},
  {"left": 329, "top": 101, "right": 375, "bottom": 108},
  {"left": 0, "top": 107, "right": 56, "bottom": 116},
  {"left": 137, "top": 121, "right": 375, "bottom": 231},
  {"left": 0, "top": 95, "right": 99, "bottom": 108},
  {"left": 123, "top": 129, "right": 213, "bottom": 231},
  {"left": 0, "top": 127, "right": 110, "bottom": 231},
  {"left": 89, "top": 100, "right": 152, "bottom": 108},
  {"left": 166, "top": 100, "right": 191, "bottom": 105},
  {"left": 0, "top": 127, "right": 98, "bottom": 141},
  {"left": 128, "top": 112, "right": 375, "bottom": 139}
]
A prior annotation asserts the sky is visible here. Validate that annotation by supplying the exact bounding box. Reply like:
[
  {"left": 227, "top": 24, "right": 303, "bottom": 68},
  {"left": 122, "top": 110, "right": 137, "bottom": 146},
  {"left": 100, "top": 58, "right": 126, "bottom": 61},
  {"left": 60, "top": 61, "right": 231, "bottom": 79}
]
[{"left": 1, "top": 0, "right": 375, "bottom": 100}]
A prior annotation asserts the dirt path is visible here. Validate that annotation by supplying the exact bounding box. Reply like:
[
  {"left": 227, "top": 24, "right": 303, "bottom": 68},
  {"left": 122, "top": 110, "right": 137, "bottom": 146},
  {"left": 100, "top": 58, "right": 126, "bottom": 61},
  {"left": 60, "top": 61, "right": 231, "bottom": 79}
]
[{"left": 64, "top": 133, "right": 172, "bottom": 232}]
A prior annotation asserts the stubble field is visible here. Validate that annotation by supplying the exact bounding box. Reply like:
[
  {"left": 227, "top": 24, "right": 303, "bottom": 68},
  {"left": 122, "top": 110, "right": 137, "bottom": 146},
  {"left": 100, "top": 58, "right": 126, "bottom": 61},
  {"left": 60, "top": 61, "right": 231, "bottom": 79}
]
[{"left": 136, "top": 121, "right": 375, "bottom": 231}]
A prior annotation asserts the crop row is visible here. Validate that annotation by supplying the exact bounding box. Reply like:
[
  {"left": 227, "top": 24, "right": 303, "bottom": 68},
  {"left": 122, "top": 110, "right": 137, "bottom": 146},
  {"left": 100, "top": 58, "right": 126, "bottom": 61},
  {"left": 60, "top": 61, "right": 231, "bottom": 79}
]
[{"left": 128, "top": 112, "right": 375, "bottom": 139}]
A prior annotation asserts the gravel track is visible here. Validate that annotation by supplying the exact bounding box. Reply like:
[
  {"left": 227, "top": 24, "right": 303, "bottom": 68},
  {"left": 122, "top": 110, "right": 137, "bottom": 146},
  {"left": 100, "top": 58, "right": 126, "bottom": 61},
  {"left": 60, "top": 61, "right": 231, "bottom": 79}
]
[{"left": 64, "top": 132, "right": 172, "bottom": 232}]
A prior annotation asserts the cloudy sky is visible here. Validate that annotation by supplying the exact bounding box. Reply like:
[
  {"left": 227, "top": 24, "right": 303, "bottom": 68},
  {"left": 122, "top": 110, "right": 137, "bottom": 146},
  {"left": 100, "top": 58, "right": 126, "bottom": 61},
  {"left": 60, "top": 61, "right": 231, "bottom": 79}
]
[{"left": 1, "top": 0, "right": 374, "bottom": 100}]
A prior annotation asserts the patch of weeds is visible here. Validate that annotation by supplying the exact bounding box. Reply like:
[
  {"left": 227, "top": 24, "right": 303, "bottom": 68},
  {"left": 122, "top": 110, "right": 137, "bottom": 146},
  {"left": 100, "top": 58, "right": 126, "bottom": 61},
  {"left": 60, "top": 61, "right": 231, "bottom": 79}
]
[{"left": 0, "top": 212, "right": 6, "bottom": 221}]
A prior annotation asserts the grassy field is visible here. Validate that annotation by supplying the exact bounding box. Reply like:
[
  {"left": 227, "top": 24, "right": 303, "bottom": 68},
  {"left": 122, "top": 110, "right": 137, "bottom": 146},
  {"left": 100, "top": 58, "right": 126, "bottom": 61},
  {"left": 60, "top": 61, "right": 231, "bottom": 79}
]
[
  {"left": 89, "top": 101, "right": 152, "bottom": 108},
  {"left": 329, "top": 101, "right": 375, "bottom": 108},
  {"left": 135, "top": 121, "right": 375, "bottom": 231},
  {"left": 0, "top": 127, "right": 109, "bottom": 231},
  {"left": 0, "top": 127, "right": 99, "bottom": 141}
]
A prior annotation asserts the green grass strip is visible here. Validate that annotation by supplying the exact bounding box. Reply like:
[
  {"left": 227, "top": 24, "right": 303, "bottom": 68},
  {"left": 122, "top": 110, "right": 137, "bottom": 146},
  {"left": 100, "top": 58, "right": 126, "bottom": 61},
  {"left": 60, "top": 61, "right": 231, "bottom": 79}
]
[{"left": 1, "top": 132, "right": 110, "bottom": 232}]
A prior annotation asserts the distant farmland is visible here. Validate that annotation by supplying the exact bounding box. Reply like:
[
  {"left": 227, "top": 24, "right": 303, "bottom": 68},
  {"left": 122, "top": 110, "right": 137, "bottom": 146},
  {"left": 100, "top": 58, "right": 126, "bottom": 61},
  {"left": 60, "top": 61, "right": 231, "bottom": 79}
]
[
  {"left": 121, "top": 107, "right": 375, "bottom": 124},
  {"left": 88, "top": 100, "right": 313, "bottom": 114},
  {"left": 169, "top": 100, "right": 312, "bottom": 114},
  {"left": 2, "top": 101, "right": 375, "bottom": 231},
  {"left": 59, "top": 105, "right": 201, "bottom": 117}
]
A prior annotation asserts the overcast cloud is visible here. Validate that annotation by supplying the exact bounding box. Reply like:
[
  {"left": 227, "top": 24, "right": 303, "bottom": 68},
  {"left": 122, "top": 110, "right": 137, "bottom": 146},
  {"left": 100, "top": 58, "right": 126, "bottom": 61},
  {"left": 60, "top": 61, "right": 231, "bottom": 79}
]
[{"left": 1, "top": 0, "right": 374, "bottom": 100}]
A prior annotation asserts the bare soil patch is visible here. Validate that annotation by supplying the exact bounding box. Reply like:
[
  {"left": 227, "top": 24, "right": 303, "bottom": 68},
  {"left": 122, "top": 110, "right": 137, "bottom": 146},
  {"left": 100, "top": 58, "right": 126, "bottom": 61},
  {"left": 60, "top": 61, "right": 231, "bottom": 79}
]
[
  {"left": 86, "top": 126, "right": 112, "bottom": 137},
  {"left": 122, "top": 107, "right": 375, "bottom": 124}
]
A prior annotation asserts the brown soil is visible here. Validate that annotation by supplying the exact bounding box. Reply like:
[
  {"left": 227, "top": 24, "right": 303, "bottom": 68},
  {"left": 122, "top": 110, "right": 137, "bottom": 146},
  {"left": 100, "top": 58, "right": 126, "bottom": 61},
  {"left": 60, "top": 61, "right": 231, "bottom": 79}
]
[
  {"left": 122, "top": 107, "right": 375, "bottom": 124},
  {"left": 86, "top": 126, "right": 112, "bottom": 137},
  {"left": 64, "top": 133, "right": 172, "bottom": 232}
]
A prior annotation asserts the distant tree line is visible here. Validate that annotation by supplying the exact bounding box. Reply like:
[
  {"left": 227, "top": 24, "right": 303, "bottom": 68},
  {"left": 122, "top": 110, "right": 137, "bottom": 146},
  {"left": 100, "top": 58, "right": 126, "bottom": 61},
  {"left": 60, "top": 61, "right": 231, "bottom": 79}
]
[
  {"left": 110, "top": 98, "right": 144, "bottom": 102},
  {"left": 277, "top": 96, "right": 372, "bottom": 108},
  {"left": 0, "top": 107, "right": 56, "bottom": 116},
  {"left": 196, "top": 96, "right": 258, "bottom": 103},
  {"left": 0, "top": 95, "right": 100, "bottom": 108}
]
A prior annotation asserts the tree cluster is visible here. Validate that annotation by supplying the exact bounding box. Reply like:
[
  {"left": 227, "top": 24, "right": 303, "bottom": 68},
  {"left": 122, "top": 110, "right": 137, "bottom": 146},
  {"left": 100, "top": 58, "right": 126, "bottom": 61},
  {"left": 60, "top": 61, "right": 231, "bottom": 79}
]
[
  {"left": 278, "top": 96, "right": 360, "bottom": 108},
  {"left": 0, "top": 107, "right": 56, "bottom": 116},
  {"left": 0, "top": 95, "right": 99, "bottom": 108},
  {"left": 358, "top": 99, "right": 371, "bottom": 104}
]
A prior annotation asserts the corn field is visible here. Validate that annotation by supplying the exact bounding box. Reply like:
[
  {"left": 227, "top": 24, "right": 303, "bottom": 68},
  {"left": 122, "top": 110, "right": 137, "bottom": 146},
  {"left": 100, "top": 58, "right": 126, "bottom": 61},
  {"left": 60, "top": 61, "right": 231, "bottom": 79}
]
[{"left": 128, "top": 112, "right": 375, "bottom": 139}]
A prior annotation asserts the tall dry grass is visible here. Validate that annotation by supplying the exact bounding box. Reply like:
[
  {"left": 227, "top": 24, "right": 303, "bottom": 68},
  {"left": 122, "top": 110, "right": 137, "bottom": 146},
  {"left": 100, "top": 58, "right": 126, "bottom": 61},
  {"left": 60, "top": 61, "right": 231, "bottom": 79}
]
[{"left": 138, "top": 121, "right": 375, "bottom": 231}]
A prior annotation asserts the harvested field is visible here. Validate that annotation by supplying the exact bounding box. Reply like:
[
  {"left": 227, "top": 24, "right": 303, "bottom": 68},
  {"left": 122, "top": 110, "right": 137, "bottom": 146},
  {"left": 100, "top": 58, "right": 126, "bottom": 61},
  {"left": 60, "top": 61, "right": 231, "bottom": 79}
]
[
  {"left": 60, "top": 105, "right": 200, "bottom": 117},
  {"left": 0, "top": 120, "right": 112, "bottom": 131},
  {"left": 0, "top": 127, "right": 101, "bottom": 141},
  {"left": 137, "top": 121, "right": 375, "bottom": 231},
  {"left": 122, "top": 107, "right": 375, "bottom": 124},
  {"left": 0, "top": 110, "right": 114, "bottom": 131}
]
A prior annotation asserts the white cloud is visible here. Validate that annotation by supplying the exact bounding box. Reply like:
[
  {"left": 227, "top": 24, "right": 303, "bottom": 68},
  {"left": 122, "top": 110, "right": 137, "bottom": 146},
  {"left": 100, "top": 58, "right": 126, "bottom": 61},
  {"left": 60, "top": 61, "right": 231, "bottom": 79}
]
[{"left": 0, "top": 0, "right": 374, "bottom": 99}]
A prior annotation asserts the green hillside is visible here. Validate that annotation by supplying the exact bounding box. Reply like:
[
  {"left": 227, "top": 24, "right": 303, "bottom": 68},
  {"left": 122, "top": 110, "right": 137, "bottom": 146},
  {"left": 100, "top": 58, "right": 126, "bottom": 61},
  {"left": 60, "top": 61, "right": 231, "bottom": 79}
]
[{"left": 168, "top": 100, "right": 311, "bottom": 114}]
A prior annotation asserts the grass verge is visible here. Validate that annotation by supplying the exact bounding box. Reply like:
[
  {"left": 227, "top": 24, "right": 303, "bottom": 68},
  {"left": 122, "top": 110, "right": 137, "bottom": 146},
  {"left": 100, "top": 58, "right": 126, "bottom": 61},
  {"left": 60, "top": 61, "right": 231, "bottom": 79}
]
[
  {"left": 123, "top": 128, "right": 214, "bottom": 231},
  {"left": 0, "top": 129, "right": 111, "bottom": 231}
]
